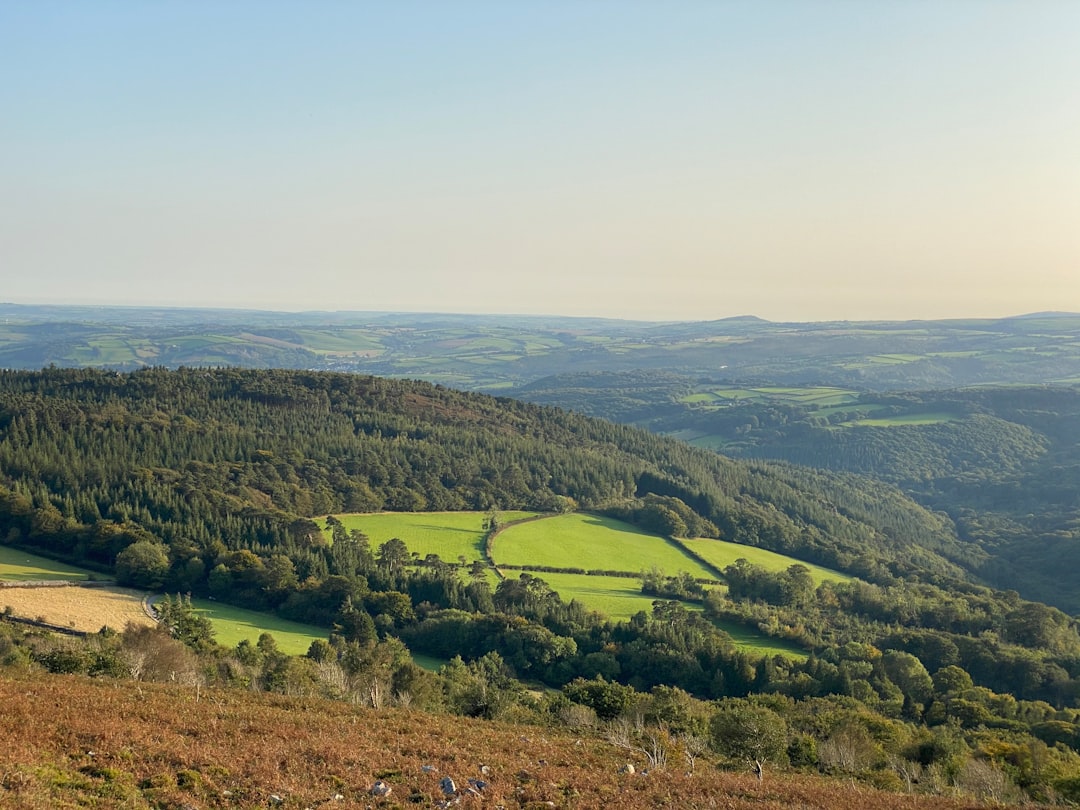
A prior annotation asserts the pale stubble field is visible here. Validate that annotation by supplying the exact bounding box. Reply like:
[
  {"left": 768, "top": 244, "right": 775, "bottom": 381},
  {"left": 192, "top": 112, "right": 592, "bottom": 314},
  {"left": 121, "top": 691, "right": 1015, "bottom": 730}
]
[{"left": 0, "top": 584, "right": 154, "bottom": 633}]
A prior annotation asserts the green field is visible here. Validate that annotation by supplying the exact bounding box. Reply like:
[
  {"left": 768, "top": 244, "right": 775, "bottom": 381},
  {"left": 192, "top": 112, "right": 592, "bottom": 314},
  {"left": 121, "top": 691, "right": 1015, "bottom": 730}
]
[
  {"left": 492, "top": 513, "right": 717, "bottom": 579},
  {"left": 685, "top": 434, "right": 733, "bottom": 450},
  {"left": 532, "top": 572, "right": 806, "bottom": 658},
  {"left": 710, "top": 618, "right": 808, "bottom": 659},
  {"left": 0, "top": 546, "right": 94, "bottom": 582},
  {"left": 411, "top": 652, "right": 449, "bottom": 673},
  {"left": 680, "top": 386, "right": 860, "bottom": 408},
  {"left": 291, "top": 328, "right": 384, "bottom": 353},
  {"left": 677, "top": 538, "right": 851, "bottom": 586},
  {"left": 527, "top": 572, "right": 660, "bottom": 622},
  {"left": 319, "top": 511, "right": 538, "bottom": 563},
  {"left": 1, "top": 521, "right": 806, "bottom": 659},
  {"left": 187, "top": 598, "right": 329, "bottom": 656},
  {"left": 846, "top": 412, "right": 961, "bottom": 427}
]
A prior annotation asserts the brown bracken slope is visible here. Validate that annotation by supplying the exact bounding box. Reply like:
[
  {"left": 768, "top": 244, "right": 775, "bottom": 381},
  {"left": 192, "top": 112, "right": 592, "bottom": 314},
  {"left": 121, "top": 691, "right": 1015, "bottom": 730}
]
[{"left": 0, "top": 672, "right": 1001, "bottom": 810}]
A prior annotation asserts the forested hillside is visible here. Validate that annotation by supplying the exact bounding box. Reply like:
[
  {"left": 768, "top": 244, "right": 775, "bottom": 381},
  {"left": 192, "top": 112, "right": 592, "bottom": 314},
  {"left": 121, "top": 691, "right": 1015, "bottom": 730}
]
[
  {"left": 0, "top": 367, "right": 975, "bottom": 587},
  {"left": 518, "top": 374, "right": 1080, "bottom": 612}
]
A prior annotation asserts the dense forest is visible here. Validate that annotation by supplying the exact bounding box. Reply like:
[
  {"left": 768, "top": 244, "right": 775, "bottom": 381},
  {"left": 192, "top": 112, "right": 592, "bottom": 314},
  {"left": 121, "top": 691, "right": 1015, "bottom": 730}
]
[{"left": 6, "top": 367, "right": 1080, "bottom": 801}]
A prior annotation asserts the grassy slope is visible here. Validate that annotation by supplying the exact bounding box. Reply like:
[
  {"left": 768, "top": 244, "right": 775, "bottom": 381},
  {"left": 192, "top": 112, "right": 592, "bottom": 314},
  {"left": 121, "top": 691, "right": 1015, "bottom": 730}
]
[
  {"left": 5, "top": 516, "right": 819, "bottom": 659},
  {"left": 0, "top": 671, "right": 983, "bottom": 810},
  {"left": 187, "top": 598, "right": 329, "bottom": 656},
  {"left": 533, "top": 571, "right": 807, "bottom": 659},
  {"left": 319, "top": 511, "right": 538, "bottom": 563},
  {"left": 678, "top": 538, "right": 852, "bottom": 586},
  {"left": 0, "top": 546, "right": 93, "bottom": 581},
  {"left": 529, "top": 572, "right": 660, "bottom": 622},
  {"left": 492, "top": 513, "right": 717, "bottom": 579},
  {"left": 710, "top": 617, "right": 808, "bottom": 660}
]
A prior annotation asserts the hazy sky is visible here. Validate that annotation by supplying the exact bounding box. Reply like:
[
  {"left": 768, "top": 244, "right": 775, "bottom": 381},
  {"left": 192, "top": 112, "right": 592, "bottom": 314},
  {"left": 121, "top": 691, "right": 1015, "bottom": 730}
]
[{"left": 3, "top": 1, "right": 1079, "bottom": 322}]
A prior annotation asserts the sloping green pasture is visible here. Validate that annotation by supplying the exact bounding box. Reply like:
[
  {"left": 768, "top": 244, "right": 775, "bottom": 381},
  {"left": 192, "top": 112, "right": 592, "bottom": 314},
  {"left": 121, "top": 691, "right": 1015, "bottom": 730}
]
[
  {"left": 845, "top": 412, "right": 961, "bottom": 427},
  {"left": 680, "top": 386, "right": 860, "bottom": 408},
  {"left": 677, "top": 538, "right": 851, "bottom": 585},
  {"left": 534, "top": 572, "right": 806, "bottom": 658},
  {"left": 291, "top": 329, "right": 384, "bottom": 353},
  {"left": 527, "top": 572, "right": 659, "bottom": 622},
  {"left": 491, "top": 513, "right": 717, "bottom": 579},
  {"left": 709, "top": 618, "right": 808, "bottom": 659},
  {"left": 0, "top": 546, "right": 93, "bottom": 582},
  {"left": 319, "top": 511, "right": 538, "bottom": 563},
  {"left": 188, "top": 598, "right": 328, "bottom": 656}
]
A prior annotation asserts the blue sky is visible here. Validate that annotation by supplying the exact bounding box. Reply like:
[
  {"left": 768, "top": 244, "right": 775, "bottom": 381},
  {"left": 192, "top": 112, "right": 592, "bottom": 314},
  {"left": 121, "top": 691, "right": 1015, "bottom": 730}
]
[{"left": 2, "top": 1, "right": 1078, "bottom": 321}]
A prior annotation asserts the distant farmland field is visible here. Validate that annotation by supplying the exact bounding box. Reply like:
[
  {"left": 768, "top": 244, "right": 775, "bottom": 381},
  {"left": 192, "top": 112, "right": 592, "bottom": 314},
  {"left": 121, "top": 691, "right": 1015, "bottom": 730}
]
[
  {"left": 525, "top": 572, "right": 657, "bottom": 622},
  {"left": 531, "top": 572, "right": 806, "bottom": 658},
  {"left": 0, "top": 546, "right": 94, "bottom": 582},
  {"left": 677, "top": 538, "right": 851, "bottom": 585},
  {"left": 845, "top": 412, "right": 961, "bottom": 427},
  {"left": 492, "top": 513, "right": 717, "bottom": 579},
  {"left": 0, "top": 584, "right": 153, "bottom": 633},
  {"left": 319, "top": 511, "right": 538, "bottom": 563},
  {"left": 681, "top": 386, "right": 860, "bottom": 408},
  {"left": 186, "top": 598, "right": 329, "bottom": 656}
]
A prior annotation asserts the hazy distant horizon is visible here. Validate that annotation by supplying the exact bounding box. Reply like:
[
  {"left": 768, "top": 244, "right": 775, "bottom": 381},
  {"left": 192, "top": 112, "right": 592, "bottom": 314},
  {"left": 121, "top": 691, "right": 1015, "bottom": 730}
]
[
  {"left": 4, "top": 2, "right": 1078, "bottom": 322},
  {"left": 3, "top": 297, "right": 1076, "bottom": 327}
]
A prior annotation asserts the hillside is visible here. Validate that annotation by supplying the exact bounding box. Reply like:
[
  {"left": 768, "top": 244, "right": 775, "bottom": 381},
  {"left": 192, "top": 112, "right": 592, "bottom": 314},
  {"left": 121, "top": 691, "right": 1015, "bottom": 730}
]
[
  {"left": 0, "top": 670, "right": 1001, "bottom": 810},
  {"left": 0, "top": 366, "right": 973, "bottom": 588},
  {"left": 517, "top": 376, "right": 1080, "bottom": 612}
]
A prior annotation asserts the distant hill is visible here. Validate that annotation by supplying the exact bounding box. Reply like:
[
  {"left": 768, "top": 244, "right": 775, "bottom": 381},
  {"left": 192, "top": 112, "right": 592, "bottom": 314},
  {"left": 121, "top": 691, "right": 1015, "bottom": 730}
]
[{"left": 4, "top": 304, "right": 1080, "bottom": 390}]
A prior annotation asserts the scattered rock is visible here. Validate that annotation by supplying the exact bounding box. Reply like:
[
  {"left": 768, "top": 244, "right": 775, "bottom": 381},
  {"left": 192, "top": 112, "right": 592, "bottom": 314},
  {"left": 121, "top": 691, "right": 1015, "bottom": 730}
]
[
  {"left": 619, "top": 763, "right": 635, "bottom": 775},
  {"left": 439, "top": 776, "right": 457, "bottom": 795},
  {"left": 467, "top": 778, "right": 488, "bottom": 792},
  {"left": 269, "top": 796, "right": 284, "bottom": 806},
  {"left": 370, "top": 780, "right": 392, "bottom": 797},
  {"left": 479, "top": 764, "right": 491, "bottom": 776},
  {"left": 422, "top": 764, "right": 438, "bottom": 774}
]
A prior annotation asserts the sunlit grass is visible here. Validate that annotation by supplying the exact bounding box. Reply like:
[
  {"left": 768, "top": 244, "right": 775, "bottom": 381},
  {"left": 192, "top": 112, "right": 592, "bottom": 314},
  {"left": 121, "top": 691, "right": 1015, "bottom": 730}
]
[
  {"left": 319, "top": 511, "right": 538, "bottom": 563},
  {"left": 493, "top": 513, "right": 716, "bottom": 579},
  {"left": 845, "top": 412, "right": 961, "bottom": 427},
  {"left": 677, "top": 538, "right": 851, "bottom": 585},
  {"left": 0, "top": 546, "right": 93, "bottom": 582},
  {"left": 187, "top": 598, "right": 329, "bottom": 656}
]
